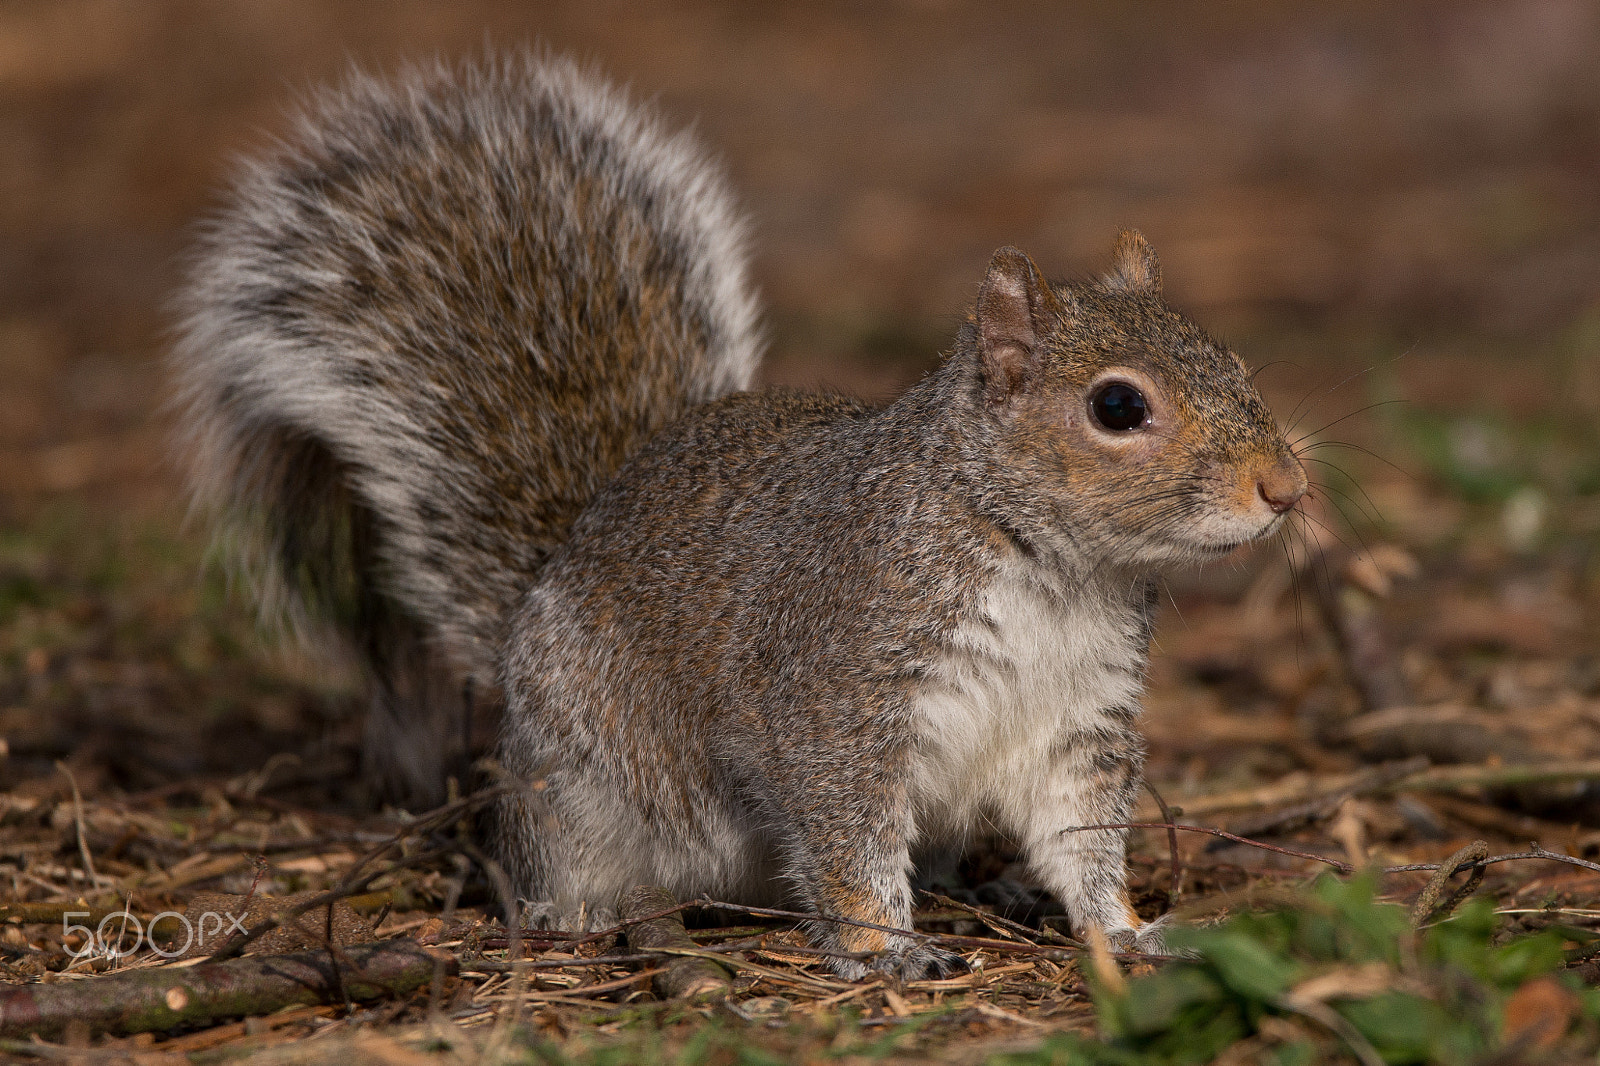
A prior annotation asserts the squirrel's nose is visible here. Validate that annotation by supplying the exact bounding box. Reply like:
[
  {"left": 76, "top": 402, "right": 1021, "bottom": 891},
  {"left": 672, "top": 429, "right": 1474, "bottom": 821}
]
[{"left": 1257, "top": 456, "right": 1308, "bottom": 514}]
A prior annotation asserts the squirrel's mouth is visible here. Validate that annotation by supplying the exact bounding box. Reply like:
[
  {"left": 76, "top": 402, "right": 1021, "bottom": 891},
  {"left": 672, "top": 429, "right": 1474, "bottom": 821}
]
[{"left": 1194, "top": 516, "right": 1286, "bottom": 556}]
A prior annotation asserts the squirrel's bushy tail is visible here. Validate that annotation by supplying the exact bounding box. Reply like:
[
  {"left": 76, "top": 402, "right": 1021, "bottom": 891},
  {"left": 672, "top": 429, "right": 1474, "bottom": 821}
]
[{"left": 171, "top": 53, "right": 761, "bottom": 804}]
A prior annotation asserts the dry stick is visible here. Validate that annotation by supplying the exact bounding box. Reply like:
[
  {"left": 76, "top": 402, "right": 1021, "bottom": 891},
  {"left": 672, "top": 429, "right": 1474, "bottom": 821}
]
[
  {"left": 1147, "top": 759, "right": 1600, "bottom": 820},
  {"left": 618, "top": 886, "right": 734, "bottom": 1000},
  {"left": 446, "top": 836, "right": 524, "bottom": 1014},
  {"left": 56, "top": 761, "right": 100, "bottom": 887},
  {"left": 1217, "top": 756, "right": 1430, "bottom": 845},
  {"left": 1386, "top": 845, "right": 1600, "bottom": 877},
  {"left": 0, "top": 939, "right": 446, "bottom": 1040},
  {"left": 1144, "top": 780, "right": 1186, "bottom": 903},
  {"left": 466, "top": 933, "right": 865, "bottom": 974},
  {"left": 530, "top": 967, "right": 667, "bottom": 999},
  {"left": 0, "top": 903, "right": 118, "bottom": 925},
  {"left": 1276, "top": 995, "right": 1387, "bottom": 1066},
  {"left": 459, "top": 953, "right": 664, "bottom": 974},
  {"left": 323, "top": 875, "right": 351, "bottom": 1014},
  {"left": 687, "top": 924, "right": 774, "bottom": 941},
  {"left": 1070, "top": 822, "right": 1357, "bottom": 873},
  {"left": 201, "top": 834, "right": 393, "bottom": 856},
  {"left": 691, "top": 899, "right": 1103, "bottom": 963},
  {"left": 1409, "top": 840, "right": 1488, "bottom": 928},
  {"left": 919, "top": 892, "right": 1044, "bottom": 945},
  {"left": 1528, "top": 843, "right": 1600, "bottom": 875},
  {"left": 1068, "top": 822, "right": 1600, "bottom": 882},
  {"left": 1400, "top": 761, "right": 1600, "bottom": 793},
  {"left": 205, "top": 844, "right": 454, "bottom": 962},
  {"left": 647, "top": 945, "right": 856, "bottom": 992}
]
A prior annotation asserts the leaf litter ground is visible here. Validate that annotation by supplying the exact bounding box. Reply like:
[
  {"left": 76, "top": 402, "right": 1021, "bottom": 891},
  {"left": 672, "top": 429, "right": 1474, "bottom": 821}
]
[{"left": 2, "top": 406, "right": 1600, "bottom": 1064}]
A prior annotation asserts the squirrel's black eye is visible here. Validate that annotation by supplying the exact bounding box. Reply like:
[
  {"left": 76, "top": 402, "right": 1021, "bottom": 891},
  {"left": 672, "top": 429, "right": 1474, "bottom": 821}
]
[{"left": 1090, "top": 382, "right": 1148, "bottom": 432}]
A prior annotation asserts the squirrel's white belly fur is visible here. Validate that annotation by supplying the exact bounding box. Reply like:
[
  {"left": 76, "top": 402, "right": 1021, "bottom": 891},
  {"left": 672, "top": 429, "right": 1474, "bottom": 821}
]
[{"left": 909, "top": 554, "right": 1149, "bottom": 846}]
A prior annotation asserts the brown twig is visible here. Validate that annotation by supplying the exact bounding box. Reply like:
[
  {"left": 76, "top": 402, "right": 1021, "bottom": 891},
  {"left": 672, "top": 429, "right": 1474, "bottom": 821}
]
[
  {"left": 918, "top": 892, "right": 1045, "bottom": 945},
  {"left": 1144, "top": 780, "right": 1185, "bottom": 903},
  {"left": 692, "top": 899, "right": 1105, "bottom": 962},
  {"left": 1143, "top": 759, "right": 1600, "bottom": 820},
  {"left": 56, "top": 762, "right": 99, "bottom": 888},
  {"left": 1062, "top": 822, "right": 1357, "bottom": 873},
  {"left": 459, "top": 953, "right": 664, "bottom": 973},
  {"left": 1074, "top": 820, "right": 1600, "bottom": 888},
  {"left": 1387, "top": 844, "right": 1600, "bottom": 877},
  {"left": 1409, "top": 840, "right": 1488, "bottom": 927},
  {"left": 1217, "top": 757, "right": 1429, "bottom": 846}
]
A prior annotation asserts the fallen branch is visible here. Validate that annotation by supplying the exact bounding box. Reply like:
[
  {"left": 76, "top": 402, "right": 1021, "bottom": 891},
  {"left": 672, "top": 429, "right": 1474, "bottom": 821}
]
[
  {"left": 1073, "top": 822, "right": 1600, "bottom": 882},
  {"left": 0, "top": 903, "right": 117, "bottom": 926},
  {"left": 0, "top": 939, "right": 445, "bottom": 1039},
  {"left": 1400, "top": 761, "right": 1600, "bottom": 794},
  {"left": 1141, "top": 759, "right": 1600, "bottom": 820},
  {"left": 692, "top": 899, "right": 1105, "bottom": 963},
  {"left": 1216, "top": 757, "right": 1429, "bottom": 847},
  {"left": 457, "top": 952, "right": 662, "bottom": 973},
  {"left": 918, "top": 892, "right": 1048, "bottom": 945},
  {"left": 1072, "top": 822, "right": 1356, "bottom": 873}
]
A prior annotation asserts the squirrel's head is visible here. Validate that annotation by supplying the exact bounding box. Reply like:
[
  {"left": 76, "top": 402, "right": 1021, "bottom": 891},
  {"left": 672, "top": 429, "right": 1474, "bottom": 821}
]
[{"left": 965, "top": 233, "right": 1307, "bottom": 568}]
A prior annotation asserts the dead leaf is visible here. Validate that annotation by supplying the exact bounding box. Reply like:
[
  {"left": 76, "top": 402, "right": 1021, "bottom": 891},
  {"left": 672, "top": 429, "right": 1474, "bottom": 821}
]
[{"left": 1502, "top": 976, "right": 1577, "bottom": 1049}]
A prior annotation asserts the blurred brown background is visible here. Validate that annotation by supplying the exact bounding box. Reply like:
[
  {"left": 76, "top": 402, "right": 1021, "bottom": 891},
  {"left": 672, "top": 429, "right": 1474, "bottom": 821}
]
[
  {"left": 1, "top": 0, "right": 1596, "bottom": 796},
  {"left": 3, "top": 0, "right": 1598, "bottom": 513}
]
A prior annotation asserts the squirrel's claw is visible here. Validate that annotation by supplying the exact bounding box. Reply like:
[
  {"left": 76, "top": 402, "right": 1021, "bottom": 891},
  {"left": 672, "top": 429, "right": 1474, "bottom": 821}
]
[{"left": 1103, "top": 913, "right": 1175, "bottom": 957}]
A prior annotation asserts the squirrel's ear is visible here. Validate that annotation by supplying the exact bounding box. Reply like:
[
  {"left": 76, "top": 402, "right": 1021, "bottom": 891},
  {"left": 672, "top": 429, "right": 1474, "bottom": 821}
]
[
  {"left": 976, "top": 246, "right": 1057, "bottom": 404},
  {"left": 1106, "top": 229, "right": 1161, "bottom": 294}
]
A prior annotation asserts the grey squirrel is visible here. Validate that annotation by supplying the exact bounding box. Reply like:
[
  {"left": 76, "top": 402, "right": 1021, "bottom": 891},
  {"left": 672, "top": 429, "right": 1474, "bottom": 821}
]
[{"left": 172, "top": 53, "right": 1307, "bottom": 979}]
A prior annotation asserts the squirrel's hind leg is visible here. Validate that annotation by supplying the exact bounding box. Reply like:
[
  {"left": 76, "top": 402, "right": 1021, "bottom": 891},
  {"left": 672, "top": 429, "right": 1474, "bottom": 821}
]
[{"left": 489, "top": 769, "right": 676, "bottom": 936}]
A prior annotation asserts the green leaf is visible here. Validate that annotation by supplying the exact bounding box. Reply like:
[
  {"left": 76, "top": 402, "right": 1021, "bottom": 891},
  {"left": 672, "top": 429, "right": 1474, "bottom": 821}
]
[
  {"left": 1339, "top": 993, "right": 1476, "bottom": 1065},
  {"left": 1487, "top": 932, "right": 1566, "bottom": 987},
  {"left": 1198, "top": 931, "right": 1301, "bottom": 1002},
  {"left": 1103, "top": 967, "right": 1226, "bottom": 1037}
]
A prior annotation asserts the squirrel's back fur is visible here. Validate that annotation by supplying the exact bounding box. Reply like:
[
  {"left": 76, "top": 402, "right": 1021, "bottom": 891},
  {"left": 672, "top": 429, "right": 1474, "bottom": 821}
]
[{"left": 172, "top": 55, "right": 760, "bottom": 801}]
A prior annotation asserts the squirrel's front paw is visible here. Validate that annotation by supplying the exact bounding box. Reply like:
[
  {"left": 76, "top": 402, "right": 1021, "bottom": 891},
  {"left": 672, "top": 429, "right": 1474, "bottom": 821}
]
[
  {"left": 1103, "top": 914, "right": 1172, "bottom": 956},
  {"left": 518, "top": 899, "right": 617, "bottom": 933}
]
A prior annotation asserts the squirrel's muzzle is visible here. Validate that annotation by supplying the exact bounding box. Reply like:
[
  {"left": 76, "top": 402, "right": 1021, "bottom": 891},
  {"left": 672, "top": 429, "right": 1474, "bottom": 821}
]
[{"left": 1257, "top": 454, "right": 1308, "bottom": 514}]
